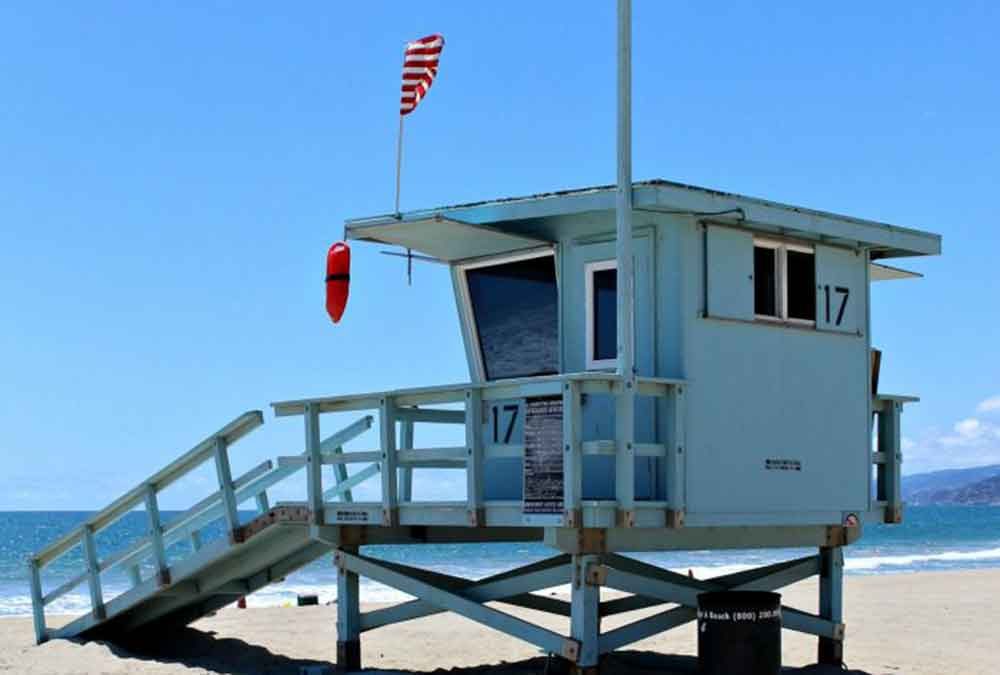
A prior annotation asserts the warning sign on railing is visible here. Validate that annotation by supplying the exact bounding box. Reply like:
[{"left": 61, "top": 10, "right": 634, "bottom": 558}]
[{"left": 522, "top": 396, "right": 564, "bottom": 523}]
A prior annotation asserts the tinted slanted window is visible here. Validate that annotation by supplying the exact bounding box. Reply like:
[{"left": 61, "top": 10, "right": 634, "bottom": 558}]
[
  {"left": 754, "top": 246, "right": 777, "bottom": 317},
  {"left": 786, "top": 249, "right": 816, "bottom": 321},
  {"left": 466, "top": 256, "right": 559, "bottom": 380},
  {"left": 592, "top": 268, "right": 617, "bottom": 362}
]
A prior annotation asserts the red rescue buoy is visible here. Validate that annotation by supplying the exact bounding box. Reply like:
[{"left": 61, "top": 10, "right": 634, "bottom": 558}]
[{"left": 325, "top": 242, "right": 350, "bottom": 324}]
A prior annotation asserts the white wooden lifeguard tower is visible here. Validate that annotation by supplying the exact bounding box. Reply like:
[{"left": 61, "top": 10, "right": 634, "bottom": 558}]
[
  {"left": 27, "top": 4, "right": 941, "bottom": 671},
  {"left": 28, "top": 176, "right": 940, "bottom": 672}
]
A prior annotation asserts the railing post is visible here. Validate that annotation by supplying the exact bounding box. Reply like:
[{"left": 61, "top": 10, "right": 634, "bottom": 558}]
[
  {"left": 877, "top": 400, "right": 903, "bottom": 524},
  {"left": 305, "top": 402, "right": 325, "bottom": 525},
  {"left": 144, "top": 485, "right": 170, "bottom": 586},
  {"left": 665, "top": 384, "right": 686, "bottom": 528},
  {"left": 562, "top": 381, "right": 583, "bottom": 528},
  {"left": 127, "top": 564, "right": 142, "bottom": 588},
  {"left": 81, "top": 525, "right": 106, "bottom": 620},
  {"left": 399, "top": 419, "right": 414, "bottom": 503},
  {"left": 28, "top": 558, "right": 47, "bottom": 644},
  {"left": 189, "top": 529, "right": 202, "bottom": 551},
  {"left": 379, "top": 396, "right": 398, "bottom": 526},
  {"left": 465, "top": 390, "right": 484, "bottom": 526},
  {"left": 615, "top": 378, "right": 637, "bottom": 527},
  {"left": 214, "top": 436, "right": 241, "bottom": 542}
]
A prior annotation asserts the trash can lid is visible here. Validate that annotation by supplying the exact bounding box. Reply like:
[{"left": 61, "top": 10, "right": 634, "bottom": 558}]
[{"left": 697, "top": 591, "right": 781, "bottom": 611}]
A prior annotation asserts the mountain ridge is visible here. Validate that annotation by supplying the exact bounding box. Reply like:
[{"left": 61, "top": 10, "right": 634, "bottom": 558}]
[{"left": 903, "top": 464, "right": 1000, "bottom": 505}]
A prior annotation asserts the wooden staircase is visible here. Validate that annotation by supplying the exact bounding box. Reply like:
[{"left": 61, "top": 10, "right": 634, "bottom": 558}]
[{"left": 28, "top": 411, "right": 378, "bottom": 643}]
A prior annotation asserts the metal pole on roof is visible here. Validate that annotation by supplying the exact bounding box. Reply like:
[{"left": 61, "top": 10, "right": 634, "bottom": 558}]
[{"left": 616, "top": 0, "right": 635, "bottom": 380}]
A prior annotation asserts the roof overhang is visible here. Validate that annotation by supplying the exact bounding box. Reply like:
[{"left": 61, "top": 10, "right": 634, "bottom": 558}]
[
  {"left": 345, "top": 215, "right": 553, "bottom": 262},
  {"left": 345, "top": 180, "right": 942, "bottom": 260}
]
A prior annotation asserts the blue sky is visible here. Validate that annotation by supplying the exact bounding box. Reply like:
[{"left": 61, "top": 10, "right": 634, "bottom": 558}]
[{"left": 1, "top": 2, "right": 997, "bottom": 509}]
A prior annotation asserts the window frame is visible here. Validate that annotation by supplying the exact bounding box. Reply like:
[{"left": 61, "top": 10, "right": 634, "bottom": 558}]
[
  {"left": 584, "top": 259, "right": 619, "bottom": 371},
  {"left": 753, "top": 237, "right": 816, "bottom": 327},
  {"left": 455, "top": 246, "right": 560, "bottom": 382}
]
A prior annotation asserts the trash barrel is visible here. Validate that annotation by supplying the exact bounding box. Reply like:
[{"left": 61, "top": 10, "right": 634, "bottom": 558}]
[
  {"left": 697, "top": 591, "right": 781, "bottom": 675},
  {"left": 297, "top": 593, "right": 319, "bottom": 607}
]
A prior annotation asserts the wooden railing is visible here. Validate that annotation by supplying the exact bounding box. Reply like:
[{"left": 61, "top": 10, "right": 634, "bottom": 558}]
[
  {"left": 272, "top": 372, "right": 687, "bottom": 530},
  {"left": 28, "top": 374, "right": 686, "bottom": 644},
  {"left": 872, "top": 394, "right": 916, "bottom": 524},
  {"left": 27, "top": 410, "right": 377, "bottom": 644}
]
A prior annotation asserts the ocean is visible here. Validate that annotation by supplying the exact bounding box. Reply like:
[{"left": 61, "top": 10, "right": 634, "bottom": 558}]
[{"left": 2, "top": 506, "right": 999, "bottom": 618}]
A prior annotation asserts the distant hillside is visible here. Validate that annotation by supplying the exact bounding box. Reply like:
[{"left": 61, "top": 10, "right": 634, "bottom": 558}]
[{"left": 903, "top": 465, "right": 1000, "bottom": 505}]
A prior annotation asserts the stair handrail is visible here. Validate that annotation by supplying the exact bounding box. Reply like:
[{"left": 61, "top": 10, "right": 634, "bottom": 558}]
[
  {"left": 31, "top": 410, "right": 264, "bottom": 568},
  {"left": 27, "top": 410, "right": 264, "bottom": 644}
]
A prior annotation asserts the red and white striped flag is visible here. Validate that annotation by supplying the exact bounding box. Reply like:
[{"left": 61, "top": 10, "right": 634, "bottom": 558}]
[{"left": 400, "top": 34, "right": 444, "bottom": 116}]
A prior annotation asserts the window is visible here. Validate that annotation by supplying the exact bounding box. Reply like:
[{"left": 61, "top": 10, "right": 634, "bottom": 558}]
[
  {"left": 464, "top": 253, "right": 559, "bottom": 380},
  {"left": 786, "top": 248, "right": 816, "bottom": 321},
  {"left": 753, "top": 239, "right": 815, "bottom": 324},
  {"left": 753, "top": 246, "right": 778, "bottom": 317},
  {"left": 585, "top": 260, "right": 617, "bottom": 369}
]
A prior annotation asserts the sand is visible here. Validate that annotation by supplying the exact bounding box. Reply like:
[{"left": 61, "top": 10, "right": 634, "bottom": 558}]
[{"left": 1, "top": 569, "right": 997, "bottom": 675}]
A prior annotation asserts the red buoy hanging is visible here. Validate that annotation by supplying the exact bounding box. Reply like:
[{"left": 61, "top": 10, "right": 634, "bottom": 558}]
[{"left": 325, "top": 242, "right": 351, "bottom": 324}]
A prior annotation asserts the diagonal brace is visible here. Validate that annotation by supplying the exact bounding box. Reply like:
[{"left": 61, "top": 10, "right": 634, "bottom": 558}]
[
  {"left": 340, "top": 551, "right": 578, "bottom": 660},
  {"left": 598, "top": 554, "right": 834, "bottom": 652},
  {"left": 600, "top": 554, "right": 818, "bottom": 615},
  {"left": 361, "top": 555, "right": 571, "bottom": 630}
]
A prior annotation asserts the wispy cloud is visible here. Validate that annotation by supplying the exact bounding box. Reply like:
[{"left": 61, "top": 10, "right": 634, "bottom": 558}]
[
  {"left": 976, "top": 395, "right": 1000, "bottom": 414},
  {"left": 903, "top": 398, "right": 1000, "bottom": 474}
]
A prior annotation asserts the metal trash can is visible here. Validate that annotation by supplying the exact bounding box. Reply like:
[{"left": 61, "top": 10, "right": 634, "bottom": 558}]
[{"left": 697, "top": 591, "right": 781, "bottom": 675}]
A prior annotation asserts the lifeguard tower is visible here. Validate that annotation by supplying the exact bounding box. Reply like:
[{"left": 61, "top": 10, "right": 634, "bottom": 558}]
[
  {"left": 28, "top": 177, "right": 940, "bottom": 672},
  {"left": 27, "top": 4, "right": 941, "bottom": 671}
]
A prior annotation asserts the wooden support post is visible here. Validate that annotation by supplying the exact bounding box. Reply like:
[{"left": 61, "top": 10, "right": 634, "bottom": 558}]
[
  {"left": 665, "top": 385, "right": 686, "bottom": 528},
  {"left": 399, "top": 419, "right": 414, "bottom": 503},
  {"left": 563, "top": 381, "right": 583, "bottom": 528},
  {"left": 28, "top": 559, "right": 47, "bottom": 644},
  {"left": 379, "top": 397, "right": 398, "bottom": 526},
  {"left": 144, "top": 485, "right": 170, "bottom": 586},
  {"left": 465, "top": 390, "right": 484, "bottom": 526},
  {"left": 571, "top": 554, "right": 601, "bottom": 670},
  {"left": 878, "top": 401, "right": 903, "bottom": 523},
  {"left": 81, "top": 525, "right": 106, "bottom": 620},
  {"left": 615, "top": 379, "right": 636, "bottom": 527},
  {"left": 818, "top": 546, "right": 845, "bottom": 666},
  {"left": 305, "top": 402, "right": 324, "bottom": 525},
  {"left": 213, "top": 437, "right": 241, "bottom": 542},
  {"left": 335, "top": 546, "right": 361, "bottom": 671},
  {"left": 127, "top": 564, "right": 142, "bottom": 588},
  {"left": 189, "top": 529, "right": 202, "bottom": 552},
  {"left": 254, "top": 490, "right": 270, "bottom": 514}
]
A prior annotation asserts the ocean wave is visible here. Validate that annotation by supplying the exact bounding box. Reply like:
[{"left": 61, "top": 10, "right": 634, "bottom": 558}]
[
  {"left": 846, "top": 547, "right": 1000, "bottom": 570},
  {"left": 0, "top": 592, "right": 94, "bottom": 618}
]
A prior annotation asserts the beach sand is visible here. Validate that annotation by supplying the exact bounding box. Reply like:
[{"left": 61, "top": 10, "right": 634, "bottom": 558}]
[{"left": 1, "top": 569, "right": 997, "bottom": 674}]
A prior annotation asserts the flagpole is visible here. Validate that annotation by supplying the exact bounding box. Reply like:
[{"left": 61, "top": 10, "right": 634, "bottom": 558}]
[
  {"left": 394, "top": 115, "right": 404, "bottom": 217},
  {"left": 616, "top": 0, "right": 634, "bottom": 380}
]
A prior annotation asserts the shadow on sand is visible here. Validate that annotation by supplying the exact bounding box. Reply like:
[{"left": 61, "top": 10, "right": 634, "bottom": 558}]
[{"left": 98, "top": 627, "right": 873, "bottom": 675}]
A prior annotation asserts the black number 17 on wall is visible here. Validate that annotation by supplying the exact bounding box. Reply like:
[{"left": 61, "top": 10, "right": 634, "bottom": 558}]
[
  {"left": 491, "top": 404, "right": 519, "bottom": 444},
  {"left": 823, "top": 285, "right": 850, "bottom": 326}
]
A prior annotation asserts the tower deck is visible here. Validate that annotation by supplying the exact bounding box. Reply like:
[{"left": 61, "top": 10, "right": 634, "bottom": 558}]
[{"left": 28, "top": 373, "right": 910, "bottom": 670}]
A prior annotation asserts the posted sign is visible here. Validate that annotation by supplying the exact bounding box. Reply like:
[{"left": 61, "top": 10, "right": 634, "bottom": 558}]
[{"left": 522, "top": 396, "right": 564, "bottom": 524}]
